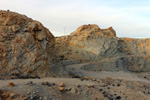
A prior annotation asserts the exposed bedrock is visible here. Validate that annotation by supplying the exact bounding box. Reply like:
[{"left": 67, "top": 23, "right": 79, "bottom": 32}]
[
  {"left": 0, "top": 10, "right": 67, "bottom": 79},
  {"left": 56, "top": 24, "right": 150, "bottom": 72}
]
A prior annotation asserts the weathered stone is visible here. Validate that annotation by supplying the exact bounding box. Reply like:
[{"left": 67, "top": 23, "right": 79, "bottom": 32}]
[
  {"left": 8, "top": 82, "right": 15, "bottom": 87},
  {"left": 56, "top": 24, "right": 150, "bottom": 72},
  {"left": 0, "top": 10, "right": 66, "bottom": 79},
  {"left": 58, "top": 86, "right": 64, "bottom": 91},
  {"left": 87, "top": 84, "right": 94, "bottom": 88},
  {"left": 59, "top": 82, "right": 65, "bottom": 87}
]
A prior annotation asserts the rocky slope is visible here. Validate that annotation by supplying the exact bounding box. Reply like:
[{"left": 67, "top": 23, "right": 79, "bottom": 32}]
[
  {"left": 0, "top": 10, "right": 66, "bottom": 79},
  {"left": 1, "top": 11, "right": 150, "bottom": 100},
  {"left": 56, "top": 24, "right": 150, "bottom": 72}
]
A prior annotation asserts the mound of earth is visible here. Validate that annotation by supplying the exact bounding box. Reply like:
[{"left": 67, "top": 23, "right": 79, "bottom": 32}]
[
  {"left": 0, "top": 10, "right": 66, "bottom": 79},
  {"left": 56, "top": 24, "right": 150, "bottom": 72}
]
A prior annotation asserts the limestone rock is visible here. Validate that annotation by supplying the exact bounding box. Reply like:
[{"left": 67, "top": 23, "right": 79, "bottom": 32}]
[{"left": 0, "top": 10, "right": 66, "bottom": 79}]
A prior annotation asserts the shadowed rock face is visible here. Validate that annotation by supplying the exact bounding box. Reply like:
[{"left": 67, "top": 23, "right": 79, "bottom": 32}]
[
  {"left": 0, "top": 10, "right": 66, "bottom": 79},
  {"left": 56, "top": 24, "right": 150, "bottom": 72}
]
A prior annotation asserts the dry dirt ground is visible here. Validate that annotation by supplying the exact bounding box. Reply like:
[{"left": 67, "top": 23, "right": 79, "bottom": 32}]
[{"left": 1, "top": 63, "right": 150, "bottom": 100}]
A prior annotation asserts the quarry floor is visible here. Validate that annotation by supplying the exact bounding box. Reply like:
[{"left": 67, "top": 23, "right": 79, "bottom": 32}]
[{"left": 1, "top": 63, "right": 150, "bottom": 100}]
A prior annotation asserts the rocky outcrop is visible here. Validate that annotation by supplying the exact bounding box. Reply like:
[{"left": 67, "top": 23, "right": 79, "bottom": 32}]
[
  {"left": 70, "top": 24, "right": 116, "bottom": 37},
  {"left": 0, "top": 10, "right": 66, "bottom": 79},
  {"left": 56, "top": 24, "right": 150, "bottom": 72}
]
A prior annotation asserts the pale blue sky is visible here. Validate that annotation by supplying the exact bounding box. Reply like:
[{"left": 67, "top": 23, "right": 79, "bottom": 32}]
[{"left": 0, "top": 0, "right": 150, "bottom": 38}]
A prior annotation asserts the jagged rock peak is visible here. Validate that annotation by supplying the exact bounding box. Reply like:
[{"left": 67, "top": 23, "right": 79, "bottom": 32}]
[{"left": 70, "top": 24, "right": 116, "bottom": 37}]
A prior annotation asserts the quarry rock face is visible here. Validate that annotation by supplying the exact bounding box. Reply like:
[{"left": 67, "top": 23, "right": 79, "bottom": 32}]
[
  {"left": 56, "top": 24, "right": 150, "bottom": 72},
  {"left": 0, "top": 11, "right": 66, "bottom": 79}
]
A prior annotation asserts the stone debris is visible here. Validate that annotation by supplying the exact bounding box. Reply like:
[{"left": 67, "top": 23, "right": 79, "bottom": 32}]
[
  {"left": 41, "top": 81, "right": 51, "bottom": 86},
  {"left": 8, "top": 82, "right": 15, "bottom": 87},
  {"left": 58, "top": 86, "right": 64, "bottom": 91},
  {"left": 87, "top": 84, "right": 94, "bottom": 88},
  {"left": 59, "top": 82, "right": 65, "bottom": 87}
]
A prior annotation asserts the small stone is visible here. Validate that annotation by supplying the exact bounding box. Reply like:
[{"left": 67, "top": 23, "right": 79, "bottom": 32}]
[
  {"left": 30, "top": 96, "right": 33, "bottom": 99},
  {"left": 27, "top": 81, "right": 33, "bottom": 85},
  {"left": 102, "top": 91, "right": 106, "bottom": 94},
  {"left": 99, "top": 88, "right": 103, "bottom": 91},
  {"left": 92, "top": 78, "right": 96, "bottom": 81},
  {"left": 66, "top": 87, "right": 72, "bottom": 91},
  {"left": 10, "top": 93, "right": 16, "bottom": 99},
  {"left": 39, "top": 96, "right": 42, "bottom": 100},
  {"left": 75, "top": 83, "right": 80, "bottom": 87},
  {"left": 33, "top": 92, "right": 36, "bottom": 94},
  {"left": 41, "top": 81, "right": 51, "bottom": 86},
  {"left": 96, "top": 79, "right": 100, "bottom": 82},
  {"left": 117, "top": 84, "right": 120, "bottom": 87},
  {"left": 84, "top": 77, "right": 90, "bottom": 80},
  {"left": 27, "top": 92, "right": 30, "bottom": 95},
  {"left": 112, "top": 84, "right": 115, "bottom": 86},
  {"left": 116, "top": 96, "right": 121, "bottom": 99},
  {"left": 80, "top": 78, "right": 84, "bottom": 81},
  {"left": 87, "top": 84, "right": 94, "bottom": 88},
  {"left": 107, "top": 87, "right": 110, "bottom": 89},
  {"left": 59, "top": 82, "right": 65, "bottom": 87},
  {"left": 43, "top": 96, "right": 47, "bottom": 100},
  {"left": 71, "top": 88, "right": 77, "bottom": 94},
  {"left": 8, "top": 82, "right": 15, "bottom": 87},
  {"left": 58, "top": 86, "right": 64, "bottom": 91}
]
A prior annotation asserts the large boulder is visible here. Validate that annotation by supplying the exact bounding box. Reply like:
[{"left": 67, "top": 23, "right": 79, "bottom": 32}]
[{"left": 0, "top": 10, "right": 66, "bottom": 79}]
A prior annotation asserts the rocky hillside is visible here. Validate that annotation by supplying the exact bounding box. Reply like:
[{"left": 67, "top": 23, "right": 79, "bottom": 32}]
[
  {"left": 0, "top": 10, "right": 66, "bottom": 79},
  {"left": 56, "top": 24, "right": 150, "bottom": 72}
]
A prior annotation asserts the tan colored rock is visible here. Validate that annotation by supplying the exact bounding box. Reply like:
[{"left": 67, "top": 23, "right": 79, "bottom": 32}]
[
  {"left": 74, "top": 83, "right": 80, "bottom": 87},
  {"left": 8, "top": 82, "right": 15, "bottom": 87},
  {"left": 84, "top": 77, "right": 90, "bottom": 80},
  {"left": 87, "top": 84, "right": 94, "bottom": 88},
  {"left": 0, "top": 10, "right": 66, "bottom": 79},
  {"left": 71, "top": 24, "right": 116, "bottom": 37},
  {"left": 58, "top": 86, "right": 64, "bottom": 91},
  {"left": 59, "top": 82, "right": 65, "bottom": 87}
]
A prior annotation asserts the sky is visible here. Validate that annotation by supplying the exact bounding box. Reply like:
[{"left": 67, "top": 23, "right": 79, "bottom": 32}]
[{"left": 0, "top": 0, "right": 150, "bottom": 38}]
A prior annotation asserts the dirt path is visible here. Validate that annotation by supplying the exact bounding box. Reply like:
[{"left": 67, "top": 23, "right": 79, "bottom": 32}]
[
  {"left": 0, "top": 77, "right": 96, "bottom": 88},
  {"left": 66, "top": 63, "right": 150, "bottom": 83},
  {"left": 1, "top": 63, "right": 150, "bottom": 89}
]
